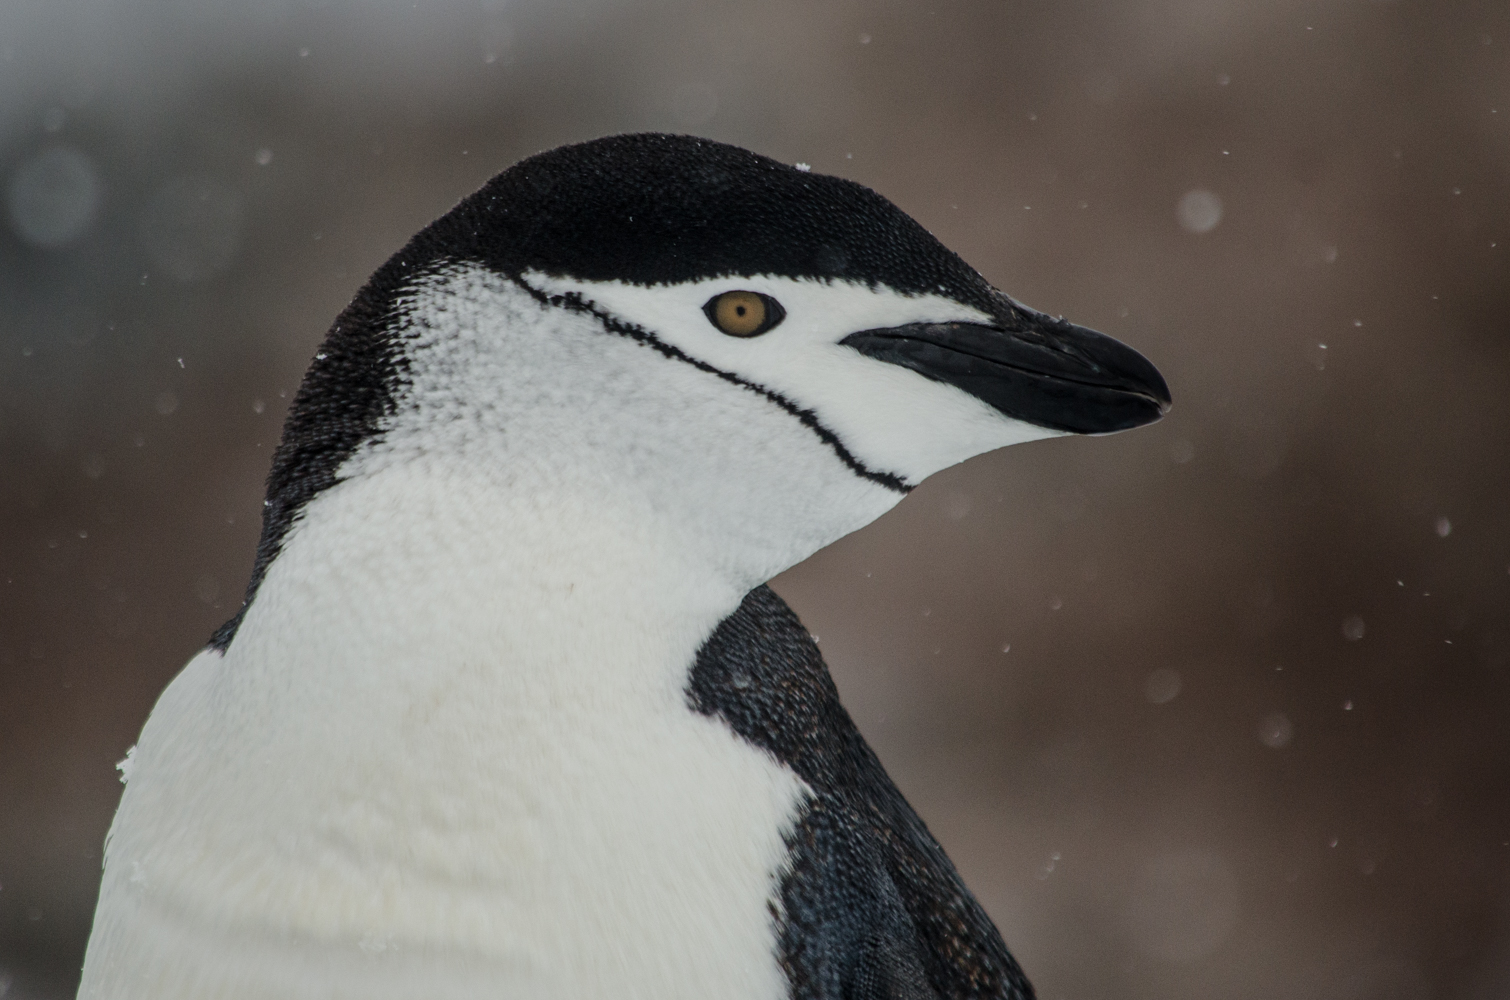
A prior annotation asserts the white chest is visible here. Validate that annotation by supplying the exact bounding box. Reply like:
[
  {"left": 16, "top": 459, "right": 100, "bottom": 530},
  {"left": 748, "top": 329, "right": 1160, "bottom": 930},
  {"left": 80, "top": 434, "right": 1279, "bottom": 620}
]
[{"left": 81, "top": 466, "right": 810, "bottom": 1000}]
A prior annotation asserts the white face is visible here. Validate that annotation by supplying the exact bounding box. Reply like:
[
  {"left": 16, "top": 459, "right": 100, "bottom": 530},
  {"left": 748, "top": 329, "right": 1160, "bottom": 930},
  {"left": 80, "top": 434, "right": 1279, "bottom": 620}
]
[{"left": 521, "top": 271, "right": 1067, "bottom": 488}]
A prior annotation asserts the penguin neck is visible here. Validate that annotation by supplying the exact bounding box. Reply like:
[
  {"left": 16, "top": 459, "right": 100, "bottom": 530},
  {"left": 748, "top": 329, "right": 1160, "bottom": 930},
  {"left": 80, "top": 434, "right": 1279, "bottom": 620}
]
[
  {"left": 234, "top": 458, "right": 749, "bottom": 702},
  {"left": 231, "top": 263, "right": 902, "bottom": 695}
]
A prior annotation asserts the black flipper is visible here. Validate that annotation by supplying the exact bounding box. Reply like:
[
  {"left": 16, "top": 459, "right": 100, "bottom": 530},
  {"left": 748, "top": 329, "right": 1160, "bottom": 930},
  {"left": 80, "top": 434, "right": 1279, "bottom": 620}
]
[
  {"left": 848, "top": 929, "right": 939, "bottom": 1000},
  {"left": 843, "top": 859, "right": 940, "bottom": 1000},
  {"left": 688, "top": 585, "right": 1034, "bottom": 1000}
]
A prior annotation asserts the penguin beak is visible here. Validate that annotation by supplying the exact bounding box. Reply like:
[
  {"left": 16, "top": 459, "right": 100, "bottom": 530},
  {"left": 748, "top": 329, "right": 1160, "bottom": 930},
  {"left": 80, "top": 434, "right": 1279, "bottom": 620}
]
[{"left": 839, "top": 306, "right": 1171, "bottom": 435}]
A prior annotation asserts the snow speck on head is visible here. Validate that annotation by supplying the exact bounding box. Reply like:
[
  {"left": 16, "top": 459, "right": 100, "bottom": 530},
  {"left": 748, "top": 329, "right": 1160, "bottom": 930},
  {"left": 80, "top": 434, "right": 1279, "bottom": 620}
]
[
  {"left": 1435, "top": 517, "right": 1452, "bottom": 537},
  {"left": 139, "top": 176, "right": 243, "bottom": 282},
  {"left": 255, "top": 148, "right": 273, "bottom": 166},
  {"left": 795, "top": 162, "right": 811, "bottom": 173},
  {"left": 1145, "top": 668, "right": 1182, "bottom": 704},
  {"left": 1342, "top": 616, "right": 1366, "bottom": 641},
  {"left": 7, "top": 146, "right": 102, "bottom": 248},
  {"left": 1177, "top": 189, "right": 1224, "bottom": 234},
  {"left": 1258, "top": 712, "right": 1293, "bottom": 748}
]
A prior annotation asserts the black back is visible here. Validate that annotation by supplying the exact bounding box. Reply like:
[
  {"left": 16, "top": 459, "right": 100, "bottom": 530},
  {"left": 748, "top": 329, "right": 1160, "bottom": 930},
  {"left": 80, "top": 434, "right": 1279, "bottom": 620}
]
[
  {"left": 690, "top": 585, "right": 1035, "bottom": 1000},
  {"left": 212, "top": 134, "right": 1000, "bottom": 651}
]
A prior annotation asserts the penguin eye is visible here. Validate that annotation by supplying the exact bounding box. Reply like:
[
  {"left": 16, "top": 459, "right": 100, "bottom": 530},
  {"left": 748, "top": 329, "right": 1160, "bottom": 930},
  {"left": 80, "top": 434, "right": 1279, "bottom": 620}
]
[{"left": 704, "top": 291, "right": 785, "bottom": 338}]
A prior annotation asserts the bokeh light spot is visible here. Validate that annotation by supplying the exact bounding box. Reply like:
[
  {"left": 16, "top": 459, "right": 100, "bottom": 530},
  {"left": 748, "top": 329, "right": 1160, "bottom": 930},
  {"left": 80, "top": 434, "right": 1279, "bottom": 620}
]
[{"left": 7, "top": 146, "right": 102, "bottom": 248}]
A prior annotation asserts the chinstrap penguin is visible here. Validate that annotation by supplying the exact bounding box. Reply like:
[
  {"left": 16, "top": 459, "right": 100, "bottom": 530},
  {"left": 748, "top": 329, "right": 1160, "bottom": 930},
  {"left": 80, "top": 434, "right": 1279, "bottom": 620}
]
[{"left": 80, "top": 133, "right": 1170, "bottom": 1000}]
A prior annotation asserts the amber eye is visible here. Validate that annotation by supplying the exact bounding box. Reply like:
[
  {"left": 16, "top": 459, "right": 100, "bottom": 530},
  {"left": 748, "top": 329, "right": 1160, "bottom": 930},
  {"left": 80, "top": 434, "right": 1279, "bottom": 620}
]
[{"left": 704, "top": 290, "right": 785, "bottom": 337}]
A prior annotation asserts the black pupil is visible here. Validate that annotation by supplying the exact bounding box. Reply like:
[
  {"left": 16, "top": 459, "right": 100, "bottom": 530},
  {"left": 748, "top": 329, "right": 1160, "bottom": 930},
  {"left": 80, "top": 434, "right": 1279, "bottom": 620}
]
[{"left": 735, "top": 304, "right": 747, "bottom": 316}]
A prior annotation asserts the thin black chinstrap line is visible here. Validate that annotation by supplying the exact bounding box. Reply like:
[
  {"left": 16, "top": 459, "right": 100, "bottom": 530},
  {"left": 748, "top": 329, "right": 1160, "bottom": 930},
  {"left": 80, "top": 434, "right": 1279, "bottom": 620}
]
[{"left": 513, "top": 277, "right": 911, "bottom": 495}]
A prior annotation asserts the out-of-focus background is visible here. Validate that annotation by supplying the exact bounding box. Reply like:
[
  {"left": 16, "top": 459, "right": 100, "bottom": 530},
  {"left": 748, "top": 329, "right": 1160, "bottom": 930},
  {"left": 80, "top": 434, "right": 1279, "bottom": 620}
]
[{"left": 3, "top": 0, "right": 1508, "bottom": 996}]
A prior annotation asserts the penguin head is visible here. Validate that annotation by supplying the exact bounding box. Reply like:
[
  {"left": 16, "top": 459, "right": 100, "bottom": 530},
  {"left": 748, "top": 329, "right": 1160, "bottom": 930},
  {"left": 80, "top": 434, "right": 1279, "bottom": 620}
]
[
  {"left": 437, "top": 133, "right": 1169, "bottom": 487},
  {"left": 219, "top": 134, "right": 1169, "bottom": 647}
]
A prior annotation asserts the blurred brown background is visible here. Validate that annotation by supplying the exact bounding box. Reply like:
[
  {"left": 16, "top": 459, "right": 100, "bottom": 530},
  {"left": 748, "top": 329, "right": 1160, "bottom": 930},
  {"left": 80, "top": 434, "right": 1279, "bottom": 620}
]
[{"left": 3, "top": 0, "right": 1508, "bottom": 996}]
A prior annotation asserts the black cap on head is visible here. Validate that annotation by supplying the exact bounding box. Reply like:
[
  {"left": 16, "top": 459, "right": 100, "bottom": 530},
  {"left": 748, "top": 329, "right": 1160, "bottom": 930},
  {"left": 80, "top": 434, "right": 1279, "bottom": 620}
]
[{"left": 416, "top": 133, "right": 998, "bottom": 313}]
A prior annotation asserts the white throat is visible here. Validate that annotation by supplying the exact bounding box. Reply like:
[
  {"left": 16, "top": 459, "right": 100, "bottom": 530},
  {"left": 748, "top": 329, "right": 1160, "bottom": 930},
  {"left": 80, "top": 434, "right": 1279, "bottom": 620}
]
[
  {"left": 82, "top": 266, "right": 912, "bottom": 1000},
  {"left": 377, "top": 264, "right": 905, "bottom": 590}
]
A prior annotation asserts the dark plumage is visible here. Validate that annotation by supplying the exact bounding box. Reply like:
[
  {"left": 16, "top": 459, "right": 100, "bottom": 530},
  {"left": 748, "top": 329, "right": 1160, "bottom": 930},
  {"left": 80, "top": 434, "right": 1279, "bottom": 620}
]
[{"left": 691, "top": 586, "right": 1034, "bottom": 1000}]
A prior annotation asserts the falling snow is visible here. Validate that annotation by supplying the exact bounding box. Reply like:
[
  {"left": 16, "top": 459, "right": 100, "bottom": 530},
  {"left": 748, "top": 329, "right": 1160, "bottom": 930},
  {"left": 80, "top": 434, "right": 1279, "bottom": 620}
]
[
  {"left": 1145, "top": 668, "right": 1182, "bottom": 705},
  {"left": 1177, "top": 189, "right": 1223, "bottom": 234}
]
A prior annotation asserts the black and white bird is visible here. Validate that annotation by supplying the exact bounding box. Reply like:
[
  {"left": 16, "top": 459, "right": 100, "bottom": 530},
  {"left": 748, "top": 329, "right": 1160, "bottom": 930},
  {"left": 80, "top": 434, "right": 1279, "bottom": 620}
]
[{"left": 80, "top": 134, "right": 1169, "bottom": 1000}]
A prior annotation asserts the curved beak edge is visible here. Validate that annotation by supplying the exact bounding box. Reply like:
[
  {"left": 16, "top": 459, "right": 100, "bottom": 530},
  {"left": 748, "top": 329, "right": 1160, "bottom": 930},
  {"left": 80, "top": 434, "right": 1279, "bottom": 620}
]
[{"left": 840, "top": 316, "right": 1171, "bottom": 435}]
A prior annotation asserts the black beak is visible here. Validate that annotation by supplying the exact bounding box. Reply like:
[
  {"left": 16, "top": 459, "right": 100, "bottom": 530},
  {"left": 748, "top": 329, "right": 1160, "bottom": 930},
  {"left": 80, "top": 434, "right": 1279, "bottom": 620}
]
[{"left": 840, "top": 304, "right": 1171, "bottom": 435}]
